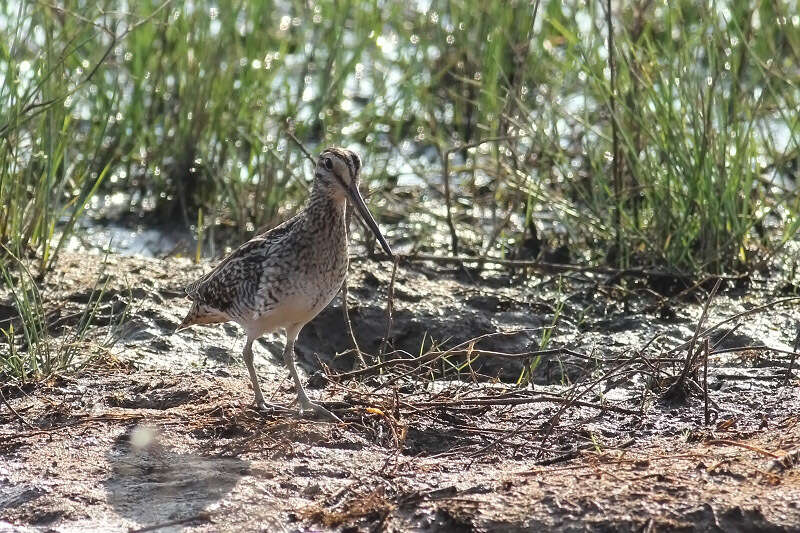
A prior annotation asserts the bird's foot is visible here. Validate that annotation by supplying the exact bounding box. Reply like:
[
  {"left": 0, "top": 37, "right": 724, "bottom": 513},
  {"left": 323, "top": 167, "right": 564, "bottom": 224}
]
[
  {"left": 254, "top": 399, "right": 291, "bottom": 415},
  {"left": 298, "top": 398, "right": 342, "bottom": 423}
]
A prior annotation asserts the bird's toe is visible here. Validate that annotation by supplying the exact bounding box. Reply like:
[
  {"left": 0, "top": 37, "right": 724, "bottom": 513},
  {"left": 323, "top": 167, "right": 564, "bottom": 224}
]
[{"left": 254, "top": 400, "right": 291, "bottom": 414}]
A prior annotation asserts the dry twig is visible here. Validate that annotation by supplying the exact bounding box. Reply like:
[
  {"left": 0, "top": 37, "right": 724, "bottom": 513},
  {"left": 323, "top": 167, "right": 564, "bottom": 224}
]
[
  {"left": 414, "top": 395, "right": 639, "bottom": 416},
  {"left": 785, "top": 325, "right": 799, "bottom": 385},
  {"left": 0, "top": 389, "right": 36, "bottom": 431},
  {"left": 706, "top": 439, "right": 781, "bottom": 459},
  {"left": 703, "top": 337, "right": 710, "bottom": 425},
  {"left": 379, "top": 257, "right": 399, "bottom": 357}
]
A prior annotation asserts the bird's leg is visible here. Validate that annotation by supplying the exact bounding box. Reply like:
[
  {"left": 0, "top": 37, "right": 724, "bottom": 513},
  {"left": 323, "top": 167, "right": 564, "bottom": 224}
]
[
  {"left": 242, "top": 336, "right": 287, "bottom": 412},
  {"left": 283, "top": 324, "right": 341, "bottom": 422}
]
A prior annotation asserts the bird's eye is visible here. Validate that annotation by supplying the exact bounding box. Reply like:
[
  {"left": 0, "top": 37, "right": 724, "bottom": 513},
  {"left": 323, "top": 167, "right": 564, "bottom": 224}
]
[{"left": 324, "top": 158, "right": 333, "bottom": 170}]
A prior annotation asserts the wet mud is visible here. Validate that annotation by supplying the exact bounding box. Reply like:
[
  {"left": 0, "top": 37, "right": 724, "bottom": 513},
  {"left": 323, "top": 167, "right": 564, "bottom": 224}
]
[{"left": 2, "top": 251, "right": 800, "bottom": 532}]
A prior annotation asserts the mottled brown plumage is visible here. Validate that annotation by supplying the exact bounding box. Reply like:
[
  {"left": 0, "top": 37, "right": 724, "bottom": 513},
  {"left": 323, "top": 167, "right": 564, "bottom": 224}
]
[{"left": 177, "top": 147, "right": 393, "bottom": 420}]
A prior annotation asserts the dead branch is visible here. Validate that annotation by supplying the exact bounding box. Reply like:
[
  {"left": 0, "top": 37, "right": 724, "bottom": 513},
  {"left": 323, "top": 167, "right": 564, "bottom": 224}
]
[
  {"left": 333, "top": 339, "right": 590, "bottom": 381},
  {"left": 664, "top": 296, "right": 800, "bottom": 357},
  {"left": 785, "top": 325, "right": 799, "bottom": 385},
  {"left": 340, "top": 279, "right": 365, "bottom": 369},
  {"left": 703, "top": 337, "right": 710, "bottom": 425},
  {"left": 379, "top": 257, "right": 399, "bottom": 357},
  {"left": 365, "top": 253, "right": 750, "bottom": 286},
  {"left": 706, "top": 439, "right": 781, "bottom": 459},
  {"left": 0, "top": 389, "right": 36, "bottom": 430},
  {"left": 413, "top": 395, "right": 639, "bottom": 416},
  {"left": 664, "top": 278, "right": 720, "bottom": 402}
]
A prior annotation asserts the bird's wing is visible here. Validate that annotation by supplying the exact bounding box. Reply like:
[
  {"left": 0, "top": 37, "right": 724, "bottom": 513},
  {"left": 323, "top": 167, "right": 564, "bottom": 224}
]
[{"left": 184, "top": 213, "right": 303, "bottom": 313}]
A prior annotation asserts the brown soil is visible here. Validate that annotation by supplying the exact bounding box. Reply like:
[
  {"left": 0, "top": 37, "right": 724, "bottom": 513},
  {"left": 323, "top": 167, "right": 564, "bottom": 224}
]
[{"left": 2, "top": 251, "right": 800, "bottom": 532}]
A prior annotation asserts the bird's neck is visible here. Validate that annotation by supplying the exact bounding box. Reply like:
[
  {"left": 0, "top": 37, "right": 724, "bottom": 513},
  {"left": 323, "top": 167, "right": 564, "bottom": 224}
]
[{"left": 304, "top": 185, "right": 347, "bottom": 236}]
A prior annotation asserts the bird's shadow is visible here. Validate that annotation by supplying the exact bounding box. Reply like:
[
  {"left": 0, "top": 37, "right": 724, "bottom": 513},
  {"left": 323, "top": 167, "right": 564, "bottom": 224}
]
[{"left": 104, "top": 424, "right": 248, "bottom": 530}]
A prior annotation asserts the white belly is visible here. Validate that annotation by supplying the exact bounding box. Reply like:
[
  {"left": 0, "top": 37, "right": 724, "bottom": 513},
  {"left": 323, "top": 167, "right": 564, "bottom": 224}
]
[{"left": 242, "top": 287, "right": 338, "bottom": 338}]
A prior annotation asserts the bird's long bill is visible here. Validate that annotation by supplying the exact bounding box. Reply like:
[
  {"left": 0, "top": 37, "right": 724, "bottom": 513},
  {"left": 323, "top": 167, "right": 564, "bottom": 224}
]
[{"left": 347, "top": 183, "right": 394, "bottom": 259}]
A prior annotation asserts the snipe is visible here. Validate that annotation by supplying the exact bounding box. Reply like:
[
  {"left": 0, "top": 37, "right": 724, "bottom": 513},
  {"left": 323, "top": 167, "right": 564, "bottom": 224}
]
[{"left": 177, "top": 147, "right": 393, "bottom": 420}]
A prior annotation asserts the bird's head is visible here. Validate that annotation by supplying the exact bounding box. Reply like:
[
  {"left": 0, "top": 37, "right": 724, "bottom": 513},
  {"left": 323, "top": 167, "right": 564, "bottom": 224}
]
[
  {"left": 314, "top": 146, "right": 393, "bottom": 259},
  {"left": 314, "top": 147, "right": 361, "bottom": 191}
]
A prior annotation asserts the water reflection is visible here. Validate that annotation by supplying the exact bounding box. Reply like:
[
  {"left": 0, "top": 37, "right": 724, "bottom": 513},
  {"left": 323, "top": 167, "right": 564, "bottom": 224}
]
[{"left": 69, "top": 223, "right": 187, "bottom": 258}]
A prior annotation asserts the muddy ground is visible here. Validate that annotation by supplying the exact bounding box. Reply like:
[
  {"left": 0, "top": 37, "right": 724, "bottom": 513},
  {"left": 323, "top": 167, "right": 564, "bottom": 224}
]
[{"left": 2, "top": 250, "right": 800, "bottom": 532}]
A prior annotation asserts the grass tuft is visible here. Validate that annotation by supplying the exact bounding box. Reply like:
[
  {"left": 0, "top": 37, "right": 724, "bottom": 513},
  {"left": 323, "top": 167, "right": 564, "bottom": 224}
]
[{"left": 0, "top": 0, "right": 797, "bottom": 277}]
